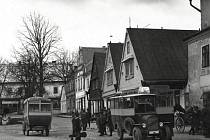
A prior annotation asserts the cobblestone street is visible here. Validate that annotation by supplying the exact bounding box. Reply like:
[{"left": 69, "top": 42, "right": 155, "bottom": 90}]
[{"left": 0, "top": 116, "right": 209, "bottom": 140}]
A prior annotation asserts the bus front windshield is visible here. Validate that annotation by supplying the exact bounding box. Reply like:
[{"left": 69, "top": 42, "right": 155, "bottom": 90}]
[{"left": 134, "top": 95, "right": 155, "bottom": 113}]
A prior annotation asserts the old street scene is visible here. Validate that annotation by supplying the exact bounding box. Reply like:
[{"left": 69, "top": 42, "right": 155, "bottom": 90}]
[{"left": 0, "top": 0, "right": 210, "bottom": 140}]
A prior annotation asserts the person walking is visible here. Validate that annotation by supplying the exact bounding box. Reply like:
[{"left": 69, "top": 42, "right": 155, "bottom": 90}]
[
  {"left": 189, "top": 106, "right": 200, "bottom": 135},
  {"left": 202, "top": 107, "right": 210, "bottom": 138},
  {"left": 98, "top": 111, "right": 106, "bottom": 136},
  {"left": 72, "top": 111, "right": 81, "bottom": 140},
  {"left": 106, "top": 108, "right": 114, "bottom": 136},
  {"left": 80, "top": 110, "right": 87, "bottom": 131},
  {"left": 86, "top": 109, "right": 91, "bottom": 128}
]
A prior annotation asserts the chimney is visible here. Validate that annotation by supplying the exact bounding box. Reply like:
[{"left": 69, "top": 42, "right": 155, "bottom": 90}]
[{"left": 200, "top": 0, "right": 210, "bottom": 30}]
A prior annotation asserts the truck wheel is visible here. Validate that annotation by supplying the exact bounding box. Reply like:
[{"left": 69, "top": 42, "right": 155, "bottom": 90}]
[
  {"left": 160, "top": 126, "right": 172, "bottom": 140},
  {"left": 133, "top": 127, "right": 142, "bottom": 140},
  {"left": 124, "top": 117, "right": 134, "bottom": 135},
  {"left": 46, "top": 129, "right": 49, "bottom": 136},
  {"left": 117, "top": 123, "right": 124, "bottom": 140}
]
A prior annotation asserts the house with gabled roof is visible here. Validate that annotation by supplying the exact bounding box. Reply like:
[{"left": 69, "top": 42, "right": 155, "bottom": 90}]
[
  {"left": 89, "top": 52, "right": 106, "bottom": 114},
  {"left": 118, "top": 28, "right": 198, "bottom": 112},
  {"left": 75, "top": 47, "right": 106, "bottom": 112},
  {"left": 102, "top": 43, "right": 123, "bottom": 109}
]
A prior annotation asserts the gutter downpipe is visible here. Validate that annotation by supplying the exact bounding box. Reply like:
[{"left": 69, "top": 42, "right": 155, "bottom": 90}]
[{"left": 189, "top": 0, "right": 201, "bottom": 12}]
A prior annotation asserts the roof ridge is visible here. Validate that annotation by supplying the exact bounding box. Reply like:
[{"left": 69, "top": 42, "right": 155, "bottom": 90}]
[{"left": 127, "top": 28, "right": 198, "bottom": 31}]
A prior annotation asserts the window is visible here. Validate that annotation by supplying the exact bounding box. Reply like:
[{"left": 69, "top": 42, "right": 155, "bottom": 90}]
[
  {"left": 157, "top": 93, "right": 173, "bottom": 107},
  {"left": 53, "top": 87, "right": 58, "bottom": 94},
  {"left": 87, "top": 78, "right": 89, "bottom": 89},
  {"left": 29, "top": 104, "right": 39, "bottom": 112},
  {"left": 184, "top": 92, "right": 189, "bottom": 108},
  {"left": 41, "top": 104, "right": 51, "bottom": 112},
  {"left": 78, "top": 78, "right": 80, "bottom": 90},
  {"left": 202, "top": 45, "right": 209, "bottom": 68},
  {"left": 127, "top": 41, "right": 130, "bottom": 54},
  {"left": 125, "top": 59, "right": 134, "bottom": 79},
  {"left": 174, "top": 90, "right": 180, "bottom": 105},
  {"left": 107, "top": 70, "right": 113, "bottom": 86}
]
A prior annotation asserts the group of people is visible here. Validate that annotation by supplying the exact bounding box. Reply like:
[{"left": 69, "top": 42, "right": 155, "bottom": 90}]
[
  {"left": 71, "top": 109, "right": 91, "bottom": 140},
  {"left": 187, "top": 105, "right": 210, "bottom": 137},
  {"left": 71, "top": 108, "right": 114, "bottom": 140},
  {"left": 96, "top": 108, "right": 114, "bottom": 136},
  {"left": 175, "top": 104, "right": 210, "bottom": 138}
]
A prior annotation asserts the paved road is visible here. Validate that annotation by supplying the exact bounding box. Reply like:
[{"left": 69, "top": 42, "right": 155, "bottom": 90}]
[{"left": 0, "top": 116, "right": 209, "bottom": 140}]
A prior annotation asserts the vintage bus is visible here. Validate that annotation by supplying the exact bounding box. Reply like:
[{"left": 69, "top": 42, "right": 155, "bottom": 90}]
[
  {"left": 22, "top": 97, "right": 53, "bottom": 136},
  {"left": 110, "top": 88, "right": 174, "bottom": 140}
]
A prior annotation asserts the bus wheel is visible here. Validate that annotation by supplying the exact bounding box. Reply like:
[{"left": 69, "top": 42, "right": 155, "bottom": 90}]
[
  {"left": 133, "top": 127, "right": 142, "bottom": 140},
  {"left": 160, "top": 126, "right": 172, "bottom": 140},
  {"left": 117, "top": 124, "right": 124, "bottom": 140}
]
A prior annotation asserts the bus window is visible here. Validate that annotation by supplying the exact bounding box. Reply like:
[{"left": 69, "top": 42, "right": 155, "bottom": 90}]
[
  {"left": 123, "top": 97, "right": 134, "bottom": 108},
  {"left": 134, "top": 95, "right": 155, "bottom": 113},
  {"left": 41, "top": 104, "right": 51, "bottom": 112},
  {"left": 29, "top": 104, "right": 39, "bottom": 112}
]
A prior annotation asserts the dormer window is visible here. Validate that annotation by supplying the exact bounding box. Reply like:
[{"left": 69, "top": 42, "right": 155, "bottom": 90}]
[
  {"left": 124, "top": 58, "right": 134, "bottom": 80},
  {"left": 107, "top": 69, "right": 113, "bottom": 86},
  {"left": 127, "top": 41, "right": 130, "bottom": 54}
]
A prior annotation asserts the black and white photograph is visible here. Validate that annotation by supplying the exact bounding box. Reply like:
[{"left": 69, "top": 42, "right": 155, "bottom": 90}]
[{"left": 0, "top": 0, "right": 209, "bottom": 140}]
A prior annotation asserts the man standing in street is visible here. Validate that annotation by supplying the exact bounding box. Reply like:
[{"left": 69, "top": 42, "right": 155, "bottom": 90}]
[
  {"left": 72, "top": 111, "right": 81, "bottom": 140},
  {"left": 106, "top": 108, "right": 113, "bottom": 136}
]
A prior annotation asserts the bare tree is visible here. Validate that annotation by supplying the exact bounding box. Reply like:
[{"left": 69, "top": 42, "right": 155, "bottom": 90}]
[
  {"left": 8, "top": 52, "right": 38, "bottom": 98},
  {"left": 17, "top": 13, "right": 61, "bottom": 96},
  {"left": 49, "top": 48, "right": 78, "bottom": 84},
  {"left": 0, "top": 58, "right": 9, "bottom": 96}
]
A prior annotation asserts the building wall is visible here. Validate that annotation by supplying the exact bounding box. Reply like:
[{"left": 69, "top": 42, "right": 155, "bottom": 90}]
[
  {"left": 103, "top": 47, "right": 117, "bottom": 98},
  {"left": 44, "top": 82, "right": 64, "bottom": 98},
  {"left": 119, "top": 34, "right": 144, "bottom": 92},
  {"left": 188, "top": 30, "right": 210, "bottom": 107},
  {"left": 201, "top": 0, "right": 210, "bottom": 30},
  {"left": 75, "top": 69, "right": 90, "bottom": 112}
]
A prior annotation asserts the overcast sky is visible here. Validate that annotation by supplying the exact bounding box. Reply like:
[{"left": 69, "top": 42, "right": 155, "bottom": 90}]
[{"left": 0, "top": 0, "right": 200, "bottom": 60}]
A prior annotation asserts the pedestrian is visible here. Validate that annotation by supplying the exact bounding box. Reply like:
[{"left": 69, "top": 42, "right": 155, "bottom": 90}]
[
  {"left": 80, "top": 109, "right": 87, "bottom": 131},
  {"left": 96, "top": 113, "right": 100, "bottom": 132},
  {"left": 99, "top": 110, "right": 107, "bottom": 136},
  {"left": 72, "top": 111, "right": 82, "bottom": 140},
  {"left": 189, "top": 106, "right": 200, "bottom": 135},
  {"left": 106, "top": 108, "right": 113, "bottom": 136},
  {"left": 86, "top": 108, "right": 91, "bottom": 128},
  {"left": 201, "top": 107, "right": 210, "bottom": 138}
]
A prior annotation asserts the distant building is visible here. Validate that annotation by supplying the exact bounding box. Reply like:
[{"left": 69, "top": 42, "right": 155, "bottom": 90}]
[
  {"left": 89, "top": 52, "right": 106, "bottom": 114},
  {"left": 63, "top": 70, "right": 76, "bottom": 114},
  {"left": 75, "top": 47, "right": 107, "bottom": 112},
  {"left": 102, "top": 43, "right": 123, "bottom": 109}
]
